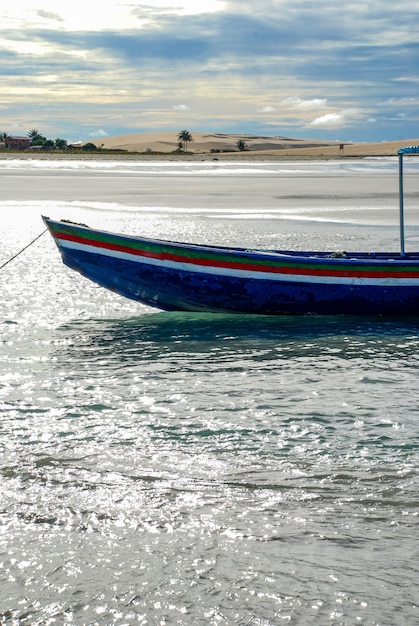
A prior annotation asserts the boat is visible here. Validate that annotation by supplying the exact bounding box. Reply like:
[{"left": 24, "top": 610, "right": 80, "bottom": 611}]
[{"left": 43, "top": 146, "right": 419, "bottom": 316}]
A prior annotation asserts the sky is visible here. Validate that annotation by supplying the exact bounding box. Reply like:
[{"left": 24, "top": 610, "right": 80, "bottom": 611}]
[{"left": 1, "top": 0, "right": 418, "bottom": 143}]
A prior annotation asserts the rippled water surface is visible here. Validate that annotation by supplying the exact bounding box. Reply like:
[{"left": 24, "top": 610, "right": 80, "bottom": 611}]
[{"left": 1, "top": 158, "right": 419, "bottom": 625}]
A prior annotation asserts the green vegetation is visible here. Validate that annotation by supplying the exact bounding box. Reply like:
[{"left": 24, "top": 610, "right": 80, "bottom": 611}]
[
  {"left": 82, "top": 142, "right": 98, "bottom": 151},
  {"left": 0, "top": 129, "right": 75, "bottom": 151},
  {"left": 27, "top": 129, "right": 68, "bottom": 150},
  {"left": 0, "top": 129, "right": 130, "bottom": 153},
  {"left": 177, "top": 130, "right": 193, "bottom": 153},
  {"left": 55, "top": 138, "right": 68, "bottom": 149},
  {"left": 28, "top": 129, "right": 46, "bottom": 145},
  {"left": 236, "top": 139, "right": 248, "bottom": 151},
  {"left": 0, "top": 128, "right": 254, "bottom": 156}
]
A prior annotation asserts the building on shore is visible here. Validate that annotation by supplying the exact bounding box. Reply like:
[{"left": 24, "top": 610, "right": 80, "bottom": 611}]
[{"left": 5, "top": 136, "right": 31, "bottom": 150}]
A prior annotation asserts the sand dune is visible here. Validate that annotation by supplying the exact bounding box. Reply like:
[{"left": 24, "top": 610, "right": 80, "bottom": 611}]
[
  {"left": 1, "top": 132, "right": 417, "bottom": 161},
  {"left": 93, "top": 131, "right": 340, "bottom": 154},
  {"left": 92, "top": 131, "right": 419, "bottom": 158}
]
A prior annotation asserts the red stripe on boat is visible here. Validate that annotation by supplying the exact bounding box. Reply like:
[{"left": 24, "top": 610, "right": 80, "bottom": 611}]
[{"left": 53, "top": 231, "right": 419, "bottom": 279}]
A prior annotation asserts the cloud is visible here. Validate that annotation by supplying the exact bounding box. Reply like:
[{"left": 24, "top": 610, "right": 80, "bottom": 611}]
[
  {"left": 90, "top": 30, "right": 212, "bottom": 63},
  {"left": 89, "top": 129, "right": 108, "bottom": 137},
  {"left": 0, "top": 0, "right": 418, "bottom": 142},
  {"left": 307, "top": 107, "right": 365, "bottom": 129},
  {"left": 383, "top": 97, "right": 419, "bottom": 106},
  {"left": 173, "top": 104, "right": 191, "bottom": 111},
  {"left": 283, "top": 97, "right": 328, "bottom": 110},
  {"left": 258, "top": 106, "right": 276, "bottom": 113},
  {"left": 36, "top": 10, "right": 63, "bottom": 23},
  {"left": 308, "top": 113, "right": 346, "bottom": 128},
  {"left": 297, "top": 99, "right": 328, "bottom": 110}
]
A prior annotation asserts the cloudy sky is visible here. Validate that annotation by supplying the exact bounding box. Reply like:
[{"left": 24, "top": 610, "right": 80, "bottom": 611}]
[{"left": 1, "top": 0, "right": 418, "bottom": 143}]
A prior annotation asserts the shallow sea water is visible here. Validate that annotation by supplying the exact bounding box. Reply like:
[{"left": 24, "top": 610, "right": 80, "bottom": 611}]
[{"left": 1, "top": 158, "right": 419, "bottom": 625}]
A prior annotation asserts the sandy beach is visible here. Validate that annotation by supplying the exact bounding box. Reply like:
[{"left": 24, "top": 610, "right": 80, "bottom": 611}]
[
  {"left": 1, "top": 131, "right": 418, "bottom": 160},
  {"left": 91, "top": 131, "right": 419, "bottom": 158}
]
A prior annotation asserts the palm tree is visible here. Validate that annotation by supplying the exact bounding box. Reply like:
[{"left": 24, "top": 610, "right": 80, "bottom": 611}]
[
  {"left": 236, "top": 139, "right": 248, "bottom": 152},
  {"left": 0, "top": 131, "right": 8, "bottom": 142},
  {"left": 177, "top": 130, "right": 193, "bottom": 153},
  {"left": 28, "top": 129, "right": 40, "bottom": 140},
  {"left": 28, "top": 129, "right": 47, "bottom": 146}
]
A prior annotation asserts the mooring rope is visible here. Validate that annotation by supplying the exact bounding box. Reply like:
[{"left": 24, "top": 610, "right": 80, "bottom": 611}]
[{"left": 0, "top": 229, "right": 48, "bottom": 271}]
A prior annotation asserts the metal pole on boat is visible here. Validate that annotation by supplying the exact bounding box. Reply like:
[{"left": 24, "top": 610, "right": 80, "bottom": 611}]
[
  {"left": 399, "top": 150, "right": 405, "bottom": 257},
  {"left": 398, "top": 146, "right": 419, "bottom": 257}
]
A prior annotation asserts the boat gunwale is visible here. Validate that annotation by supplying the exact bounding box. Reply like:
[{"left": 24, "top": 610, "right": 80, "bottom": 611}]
[{"left": 43, "top": 217, "right": 419, "bottom": 271}]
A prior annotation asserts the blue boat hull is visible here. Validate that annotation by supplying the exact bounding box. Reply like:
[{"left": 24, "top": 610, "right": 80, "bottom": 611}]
[{"left": 62, "top": 246, "right": 419, "bottom": 316}]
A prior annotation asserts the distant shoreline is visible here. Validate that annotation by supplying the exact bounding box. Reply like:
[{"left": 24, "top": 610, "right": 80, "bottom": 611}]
[
  {"left": 0, "top": 150, "right": 411, "bottom": 162},
  {"left": 0, "top": 152, "right": 352, "bottom": 161},
  {"left": 0, "top": 133, "right": 418, "bottom": 161}
]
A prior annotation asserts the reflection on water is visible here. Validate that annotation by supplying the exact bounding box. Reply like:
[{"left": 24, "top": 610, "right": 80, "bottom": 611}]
[
  {"left": 1, "top": 162, "right": 419, "bottom": 625},
  {"left": 42, "top": 312, "right": 419, "bottom": 473},
  {"left": 57, "top": 311, "right": 419, "bottom": 362}
]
